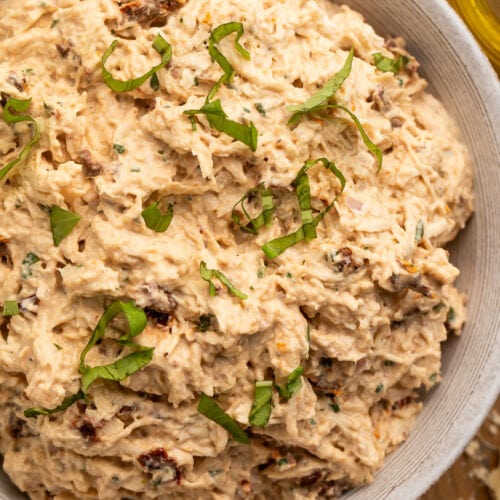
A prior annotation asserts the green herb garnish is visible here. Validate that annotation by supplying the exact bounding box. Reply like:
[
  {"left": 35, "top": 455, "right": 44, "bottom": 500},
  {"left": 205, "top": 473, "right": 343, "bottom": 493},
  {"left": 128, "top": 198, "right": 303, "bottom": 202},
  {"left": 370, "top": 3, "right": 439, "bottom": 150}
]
[
  {"left": 200, "top": 261, "right": 248, "bottom": 300},
  {"left": 150, "top": 72, "right": 160, "bottom": 91},
  {"left": 141, "top": 201, "right": 174, "bottom": 233},
  {"left": 184, "top": 23, "right": 257, "bottom": 151},
  {"left": 262, "top": 158, "right": 345, "bottom": 258},
  {"left": 254, "top": 102, "right": 266, "bottom": 116},
  {"left": 287, "top": 48, "right": 354, "bottom": 125},
  {"left": 249, "top": 380, "right": 273, "bottom": 428},
  {"left": 113, "top": 143, "right": 126, "bottom": 154},
  {"left": 50, "top": 206, "right": 81, "bottom": 246},
  {"left": 80, "top": 300, "right": 147, "bottom": 371},
  {"left": 197, "top": 393, "right": 250, "bottom": 444},
  {"left": 0, "top": 98, "right": 41, "bottom": 182},
  {"left": 276, "top": 366, "right": 304, "bottom": 400},
  {"left": 24, "top": 391, "right": 85, "bottom": 418},
  {"left": 232, "top": 184, "right": 274, "bottom": 234},
  {"left": 446, "top": 307, "right": 456, "bottom": 324},
  {"left": 373, "top": 53, "right": 409, "bottom": 75},
  {"left": 429, "top": 372, "right": 438, "bottom": 383},
  {"left": 324, "top": 105, "right": 382, "bottom": 172},
  {"left": 375, "top": 383, "right": 384, "bottom": 393},
  {"left": 22, "top": 252, "right": 40, "bottom": 266},
  {"left": 206, "top": 22, "right": 250, "bottom": 102},
  {"left": 2, "top": 301, "right": 18, "bottom": 317},
  {"left": 184, "top": 99, "right": 258, "bottom": 152},
  {"left": 81, "top": 348, "right": 154, "bottom": 392},
  {"left": 198, "top": 314, "right": 212, "bottom": 332},
  {"left": 50, "top": 19, "right": 60, "bottom": 29},
  {"left": 102, "top": 34, "right": 172, "bottom": 93},
  {"left": 331, "top": 403, "right": 340, "bottom": 413}
]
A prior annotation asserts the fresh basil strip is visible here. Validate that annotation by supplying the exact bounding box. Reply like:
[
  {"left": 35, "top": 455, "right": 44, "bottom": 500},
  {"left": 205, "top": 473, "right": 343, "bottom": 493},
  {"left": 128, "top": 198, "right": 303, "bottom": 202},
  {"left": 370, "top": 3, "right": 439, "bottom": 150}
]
[
  {"left": 325, "top": 105, "right": 382, "bottom": 172},
  {"left": 276, "top": 366, "right": 304, "bottom": 400},
  {"left": 185, "top": 99, "right": 257, "bottom": 152},
  {"left": 2, "top": 300, "right": 18, "bottom": 317},
  {"left": 141, "top": 201, "right": 174, "bottom": 233},
  {"left": 24, "top": 390, "right": 85, "bottom": 418},
  {"left": 415, "top": 219, "right": 424, "bottom": 243},
  {"left": 373, "top": 53, "right": 409, "bottom": 74},
  {"left": 0, "top": 97, "right": 41, "bottom": 181},
  {"left": 81, "top": 348, "right": 154, "bottom": 392},
  {"left": 249, "top": 380, "right": 273, "bottom": 428},
  {"left": 80, "top": 300, "right": 147, "bottom": 372},
  {"left": 197, "top": 393, "right": 250, "bottom": 445},
  {"left": 22, "top": 252, "right": 40, "bottom": 266},
  {"left": 232, "top": 185, "right": 275, "bottom": 234},
  {"left": 102, "top": 34, "right": 172, "bottom": 93},
  {"left": 199, "top": 261, "right": 248, "bottom": 300},
  {"left": 262, "top": 158, "right": 345, "bottom": 258},
  {"left": 207, "top": 22, "right": 250, "bottom": 102},
  {"left": 50, "top": 206, "right": 82, "bottom": 247},
  {"left": 287, "top": 48, "right": 354, "bottom": 125}
]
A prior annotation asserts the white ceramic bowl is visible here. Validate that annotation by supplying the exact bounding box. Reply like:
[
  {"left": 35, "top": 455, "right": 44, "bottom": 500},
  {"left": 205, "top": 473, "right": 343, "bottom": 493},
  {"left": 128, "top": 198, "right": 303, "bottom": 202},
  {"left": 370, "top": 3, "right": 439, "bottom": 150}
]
[
  {"left": 0, "top": 1, "right": 499, "bottom": 499},
  {"left": 341, "top": 1, "right": 500, "bottom": 498}
]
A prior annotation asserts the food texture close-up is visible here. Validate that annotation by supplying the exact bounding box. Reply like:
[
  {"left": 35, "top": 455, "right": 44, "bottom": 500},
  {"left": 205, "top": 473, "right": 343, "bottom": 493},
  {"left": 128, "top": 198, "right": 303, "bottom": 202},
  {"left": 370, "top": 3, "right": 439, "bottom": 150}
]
[{"left": 0, "top": 0, "right": 486, "bottom": 499}]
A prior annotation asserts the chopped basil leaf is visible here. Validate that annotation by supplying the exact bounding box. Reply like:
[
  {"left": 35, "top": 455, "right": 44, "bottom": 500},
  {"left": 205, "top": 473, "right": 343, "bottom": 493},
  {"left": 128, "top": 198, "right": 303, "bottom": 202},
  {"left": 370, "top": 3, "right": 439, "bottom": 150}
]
[
  {"left": 331, "top": 403, "right": 340, "bottom": 413},
  {"left": 254, "top": 102, "right": 266, "bottom": 116},
  {"left": 287, "top": 48, "right": 354, "bottom": 125},
  {"left": 199, "top": 261, "right": 248, "bottom": 300},
  {"left": 50, "top": 19, "right": 60, "bottom": 29},
  {"left": 262, "top": 158, "right": 345, "bottom": 258},
  {"left": 50, "top": 206, "right": 82, "bottom": 246},
  {"left": 141, "top": 201, "right": 174, "bottom": 233},
  {"left": 249, "top": 380, "right": 273, "bottom": 428},
  {"left": 429, "top": 372, "right": 438, "bottom": 383},
  {"left": 373, "top": 53, "right": 409, "bottom": 74},
  {"left": 81, "top": 348, "right": 154, "bottom": 392},
  {"left": 53, "top": 343, "right": 63, "bottom": 350},
  {"left": 24, "top": 390, "right": 85, "bottom": 418},
  {"left": 113, "top": 143, "right": 126, "bottom": 154},
  {"left": 415, "top": 219, "right": 424, "bottom": 243},
  {"left": 150, "top": 72, "right": 160, "bottom": 91},
  {"left": 80, "top": 300, "right": 147, "bottom": 372},
  {"left": 197, "top": 393, "right": 250, "bottom": 444},
  {"left": 198, "top": 314, "right": 212, "bottom": 332},
  {"left": 22, "top": 252, "right": 40, "bottom": 266},
  {"left": 206, "top": 22, "right": 250, "bottom": 102},
  {"left": 375, "top": 383, "right": 384, "bottom": 393},
  {"left": 276, "top": 366, "right": 304, "bottom": 400},
  {"left": 0, "top": 97, "right": 41, "bottom": 182},
  {"left": 324, "top": 105, "right": 382, "bottom": 172},
  {"left": 446, "top": 307, "right": 455, "bottom": 324},
  {"left": 232, "top": 184, "right": 275, "bottom": 234},
  {"left": 184, "top": 99, "right": 258, "bottom": 152},
  {"left": 2, "top": 301, "right": 18, "bottom": 317},
  {"left": 102, "top": 34, "right": 172, "bottom": 93},
  {"left": 384, "top": 360, "right": 395, "bottom": 367}
]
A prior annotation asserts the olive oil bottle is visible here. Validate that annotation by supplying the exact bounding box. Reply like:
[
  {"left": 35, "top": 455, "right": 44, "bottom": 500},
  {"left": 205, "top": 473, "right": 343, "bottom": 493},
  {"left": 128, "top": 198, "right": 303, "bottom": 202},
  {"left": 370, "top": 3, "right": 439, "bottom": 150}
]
[{"left": 448, "top": 0, "right": 500, "bottom": 73}]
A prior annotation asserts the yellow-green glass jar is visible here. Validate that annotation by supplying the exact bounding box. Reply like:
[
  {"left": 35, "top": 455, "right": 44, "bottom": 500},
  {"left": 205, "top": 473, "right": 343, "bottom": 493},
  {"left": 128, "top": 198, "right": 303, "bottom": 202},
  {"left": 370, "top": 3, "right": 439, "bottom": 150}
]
[{"left": 448, "top": 0, "right": 500, "bottom": 73}]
